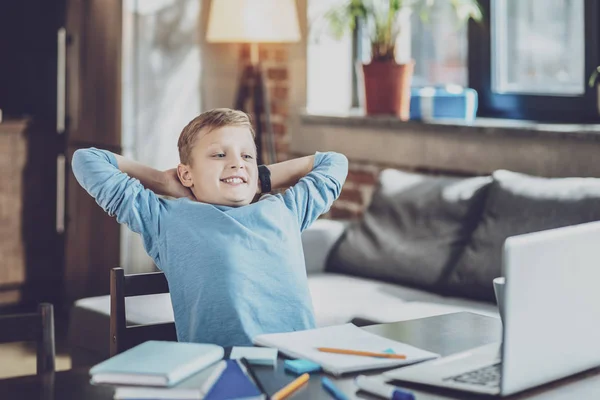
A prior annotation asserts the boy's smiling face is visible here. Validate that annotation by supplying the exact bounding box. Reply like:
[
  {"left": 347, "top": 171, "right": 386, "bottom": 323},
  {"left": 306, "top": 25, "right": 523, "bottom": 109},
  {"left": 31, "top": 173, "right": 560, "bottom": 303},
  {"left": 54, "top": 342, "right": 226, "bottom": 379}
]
[{"left": 178, "top": 125, "right": 259, "bottom": 206}]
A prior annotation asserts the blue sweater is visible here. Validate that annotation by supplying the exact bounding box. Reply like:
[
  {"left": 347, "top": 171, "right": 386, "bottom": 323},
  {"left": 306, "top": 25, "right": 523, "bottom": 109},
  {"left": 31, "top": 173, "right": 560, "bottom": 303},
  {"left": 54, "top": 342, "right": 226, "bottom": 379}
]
[{"left": 72, "top": 148, "right": 348, "bottom": 347}]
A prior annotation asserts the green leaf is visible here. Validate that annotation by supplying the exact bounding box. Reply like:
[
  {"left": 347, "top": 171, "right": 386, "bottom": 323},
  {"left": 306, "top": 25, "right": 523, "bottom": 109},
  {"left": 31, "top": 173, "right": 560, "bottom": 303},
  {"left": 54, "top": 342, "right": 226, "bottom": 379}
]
[
  {"left": 588, "top": 66, "right": 600, "bottom": 88},
  {"left": 320, "top": 0, "right": 483, "bottom": 61}
]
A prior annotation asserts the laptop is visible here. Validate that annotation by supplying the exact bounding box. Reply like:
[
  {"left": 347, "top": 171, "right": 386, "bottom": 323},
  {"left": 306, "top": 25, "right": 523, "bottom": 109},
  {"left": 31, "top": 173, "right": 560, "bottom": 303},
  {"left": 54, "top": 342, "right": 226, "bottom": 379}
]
[{"left": 383, "top": 221, "right": 600, "bottom": 396}]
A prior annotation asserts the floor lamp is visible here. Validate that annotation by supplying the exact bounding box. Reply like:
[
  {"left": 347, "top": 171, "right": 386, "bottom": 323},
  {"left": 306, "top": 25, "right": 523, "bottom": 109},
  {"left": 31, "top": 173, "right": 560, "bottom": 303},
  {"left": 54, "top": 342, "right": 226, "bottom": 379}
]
[{"left": 206, "top": 0, "right": 301, "bottom": 165}]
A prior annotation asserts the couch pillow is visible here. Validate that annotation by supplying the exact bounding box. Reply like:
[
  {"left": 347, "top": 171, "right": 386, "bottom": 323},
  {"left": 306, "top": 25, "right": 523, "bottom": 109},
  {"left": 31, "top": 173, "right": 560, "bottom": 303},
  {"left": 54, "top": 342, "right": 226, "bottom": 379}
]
[
  {"left": 446, "top": 170, "right": 600, "bottom": 301},
  {"left": 326, "top": 169, "right": 492, "bottom": 289}
]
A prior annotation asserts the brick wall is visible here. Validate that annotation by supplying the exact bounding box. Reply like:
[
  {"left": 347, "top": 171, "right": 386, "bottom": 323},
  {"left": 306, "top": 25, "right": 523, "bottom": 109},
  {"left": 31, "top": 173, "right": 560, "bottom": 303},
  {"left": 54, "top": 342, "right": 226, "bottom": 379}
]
[
  {"left": 239, "top": 44, "right": 387, "bottom": 220},
  {"left": 326, "top": 161, "right": 382, "bottom": 219}
]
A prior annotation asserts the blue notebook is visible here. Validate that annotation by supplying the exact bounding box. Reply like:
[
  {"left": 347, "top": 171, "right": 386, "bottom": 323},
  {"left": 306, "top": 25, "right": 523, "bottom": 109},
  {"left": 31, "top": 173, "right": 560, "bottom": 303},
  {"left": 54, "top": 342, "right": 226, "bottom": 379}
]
[
  {"left": 90, "top": 341, "right": 224, "bottom": 387},
  {"left": 204, "top": 360, "right": 262, "bottom": 400}
]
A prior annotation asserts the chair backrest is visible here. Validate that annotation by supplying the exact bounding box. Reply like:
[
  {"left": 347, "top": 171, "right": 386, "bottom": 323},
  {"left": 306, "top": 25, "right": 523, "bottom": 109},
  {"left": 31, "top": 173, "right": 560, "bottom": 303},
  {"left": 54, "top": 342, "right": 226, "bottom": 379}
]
[
  {"left": 0, "top": 303, "right": 55, "bottom": 374},
  {"left": 110, "top": 267, "right": 177, "bottom": 357}
]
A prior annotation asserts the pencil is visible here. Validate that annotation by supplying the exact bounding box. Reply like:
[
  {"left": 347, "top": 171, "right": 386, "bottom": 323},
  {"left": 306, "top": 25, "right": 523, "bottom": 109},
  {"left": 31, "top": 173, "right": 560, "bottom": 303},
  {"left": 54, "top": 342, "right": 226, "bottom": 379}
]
[
  {"left": 271, "top": 373, "right": 310, "bottom": 400},
  {"left": 316, "top": 347, "right": 407, "bottom": 359}
]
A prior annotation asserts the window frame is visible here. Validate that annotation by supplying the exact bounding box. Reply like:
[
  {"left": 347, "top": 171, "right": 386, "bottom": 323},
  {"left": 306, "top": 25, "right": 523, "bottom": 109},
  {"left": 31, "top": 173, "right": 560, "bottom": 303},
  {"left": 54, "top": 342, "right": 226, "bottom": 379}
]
[
  {"left": 351, "top": 17, "right": 363, "bottom": 108},
  {"left": 469, "top": 0, "right": 600, "bottom": 122}
]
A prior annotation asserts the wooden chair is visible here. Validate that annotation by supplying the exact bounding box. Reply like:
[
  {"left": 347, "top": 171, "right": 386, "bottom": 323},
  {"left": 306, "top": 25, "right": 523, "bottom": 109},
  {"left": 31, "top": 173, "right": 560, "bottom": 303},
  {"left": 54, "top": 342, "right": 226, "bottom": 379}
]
[
  {"left": 0, "top": 303, "right": 55, "bottom": 374},
  {"left": 110, "top": 267, "right": 177, "bottom": 356}
]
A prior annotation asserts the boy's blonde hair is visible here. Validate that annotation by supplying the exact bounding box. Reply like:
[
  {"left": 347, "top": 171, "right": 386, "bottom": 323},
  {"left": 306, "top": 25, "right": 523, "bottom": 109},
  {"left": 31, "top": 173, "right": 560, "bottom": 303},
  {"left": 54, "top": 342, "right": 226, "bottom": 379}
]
[{"left": 178, "top": 108, "right": 255, "bottom": 165}]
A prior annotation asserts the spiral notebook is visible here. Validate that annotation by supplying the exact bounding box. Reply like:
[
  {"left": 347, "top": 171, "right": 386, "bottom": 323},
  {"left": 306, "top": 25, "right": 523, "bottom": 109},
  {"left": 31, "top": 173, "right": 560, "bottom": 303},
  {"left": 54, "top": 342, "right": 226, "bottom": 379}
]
[{"left": 253, "top": 323, "right": 439, "bottom": 376}]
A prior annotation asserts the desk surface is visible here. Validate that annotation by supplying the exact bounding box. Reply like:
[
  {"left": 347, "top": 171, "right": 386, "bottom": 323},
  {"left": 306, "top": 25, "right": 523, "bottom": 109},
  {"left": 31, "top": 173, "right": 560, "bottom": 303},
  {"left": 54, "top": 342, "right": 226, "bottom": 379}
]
[{"left": 1, "top": 312, "right": 599, "bottom": 399}]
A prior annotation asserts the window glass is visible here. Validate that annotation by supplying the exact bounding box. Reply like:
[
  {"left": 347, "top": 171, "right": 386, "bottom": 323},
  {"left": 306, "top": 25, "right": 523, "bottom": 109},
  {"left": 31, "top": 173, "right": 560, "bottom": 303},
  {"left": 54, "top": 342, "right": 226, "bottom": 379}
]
[{"left": 492, "top": 0, "right": 585, "bottom": 96}]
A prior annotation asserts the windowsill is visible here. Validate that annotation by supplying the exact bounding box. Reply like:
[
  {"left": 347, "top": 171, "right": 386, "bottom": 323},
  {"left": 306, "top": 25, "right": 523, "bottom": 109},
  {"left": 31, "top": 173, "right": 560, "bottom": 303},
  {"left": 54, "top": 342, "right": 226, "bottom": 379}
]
[
  {"left": 300, "top": 111, "right": 600, "bottom": 142},
  {"left": 293, "top": 110, "right": 600, "bottom": 177}
]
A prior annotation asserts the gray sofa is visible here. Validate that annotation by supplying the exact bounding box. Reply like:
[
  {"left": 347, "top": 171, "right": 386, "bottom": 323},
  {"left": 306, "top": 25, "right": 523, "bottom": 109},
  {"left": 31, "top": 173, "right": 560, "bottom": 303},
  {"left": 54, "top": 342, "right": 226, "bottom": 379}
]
[
  {"left": 69, "top": 218, "right": 496, "bottom": 367},
  {"left": 70, "top": 167, "right": 600, "bottom": 366}
]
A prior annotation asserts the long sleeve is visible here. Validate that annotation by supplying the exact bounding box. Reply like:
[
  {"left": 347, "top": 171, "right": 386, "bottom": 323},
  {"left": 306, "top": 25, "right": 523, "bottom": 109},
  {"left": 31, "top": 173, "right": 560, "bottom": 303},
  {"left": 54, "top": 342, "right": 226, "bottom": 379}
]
[
  {"left": 71, "top": 148, "right": 163, "bottom": 259},
  {"left": 280, "top": 151, "right": 348, "bottom": 231}
]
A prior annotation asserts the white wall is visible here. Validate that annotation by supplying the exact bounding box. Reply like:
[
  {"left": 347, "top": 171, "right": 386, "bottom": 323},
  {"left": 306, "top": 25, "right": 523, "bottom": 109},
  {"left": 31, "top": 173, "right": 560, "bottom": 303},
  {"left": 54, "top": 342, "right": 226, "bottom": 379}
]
[{"left": 121, "top": 0, "right": 204, "bottom": 273}]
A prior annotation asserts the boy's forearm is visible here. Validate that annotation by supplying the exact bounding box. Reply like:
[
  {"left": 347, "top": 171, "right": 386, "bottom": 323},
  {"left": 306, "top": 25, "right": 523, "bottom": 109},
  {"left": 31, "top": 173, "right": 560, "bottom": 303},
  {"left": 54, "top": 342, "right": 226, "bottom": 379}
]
[
  {"left": 113, "top": 154, "right": 167, "bottom": 195},
  {"left": 265, "top": 155, "right": 315, "bottom": 191}
]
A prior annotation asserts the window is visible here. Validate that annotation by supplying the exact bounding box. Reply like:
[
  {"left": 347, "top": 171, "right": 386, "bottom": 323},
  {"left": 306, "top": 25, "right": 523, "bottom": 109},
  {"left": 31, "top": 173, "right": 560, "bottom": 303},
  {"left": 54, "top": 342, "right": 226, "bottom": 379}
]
[
  {"left": 470, "top": 0, "right": 600, "bottom": 122},
  {"left": 307, "top": 0, "right": 353, "bottom": 114},
  {"left": 410, "top": 2, "right": 469, "bottom": 88},
  {"left": 492, "top": 0, "right": 584, "bottom": 96},
  {"left": 308, "top": 0, "right": 600, "bottom": 122},
  {"left": 307, "top": 0, "right": 470, "bottom": 114}
]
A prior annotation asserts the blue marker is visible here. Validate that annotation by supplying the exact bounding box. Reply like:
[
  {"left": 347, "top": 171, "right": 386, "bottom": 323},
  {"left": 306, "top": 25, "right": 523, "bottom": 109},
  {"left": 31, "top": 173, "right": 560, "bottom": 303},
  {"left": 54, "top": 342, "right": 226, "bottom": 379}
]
[
  {"left": 355, "top": 375, "right": 415, "bottom": 400},
  {"left": 321, "top": 377, "right": 349, "bottom": 400}
]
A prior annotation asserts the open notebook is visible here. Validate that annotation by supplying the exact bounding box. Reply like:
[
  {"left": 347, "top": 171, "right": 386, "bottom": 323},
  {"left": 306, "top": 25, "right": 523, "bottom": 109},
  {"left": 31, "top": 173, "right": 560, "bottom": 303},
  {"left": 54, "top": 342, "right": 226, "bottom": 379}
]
[{"left": 253, "top": 323, "right": 439, "bottom": 376}]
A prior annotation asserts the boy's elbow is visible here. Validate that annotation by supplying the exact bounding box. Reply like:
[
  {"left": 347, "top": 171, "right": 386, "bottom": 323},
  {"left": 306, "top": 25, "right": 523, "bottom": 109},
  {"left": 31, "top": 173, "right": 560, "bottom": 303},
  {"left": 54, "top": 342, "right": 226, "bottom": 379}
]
[
  {"left": 336, "top": 153, "right": 348, "bottom": 170},
  {"left": 71, "top": 148, "right": 83, "bottom": 164},
  {"left": 333, "top": 152, "right": 349, "bottom": 186},
  {"left": 320, "top": 152, "right": 348, "bottom": 171},
  {"left": 71, "top": 148, "right": 104, "bottom": 183},
  {"left": 71, "top": 149, "right": 87, "bottom": 177},
  {"left": 71, "top": 148, "right": 95, "bottom": 167}
]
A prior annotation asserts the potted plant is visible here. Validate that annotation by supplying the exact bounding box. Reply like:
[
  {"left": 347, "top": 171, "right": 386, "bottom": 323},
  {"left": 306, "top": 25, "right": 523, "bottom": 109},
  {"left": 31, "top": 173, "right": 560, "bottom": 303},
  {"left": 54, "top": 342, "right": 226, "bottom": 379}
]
[{"left": 323, "top": 0, "right": 482, "bottom": 120}]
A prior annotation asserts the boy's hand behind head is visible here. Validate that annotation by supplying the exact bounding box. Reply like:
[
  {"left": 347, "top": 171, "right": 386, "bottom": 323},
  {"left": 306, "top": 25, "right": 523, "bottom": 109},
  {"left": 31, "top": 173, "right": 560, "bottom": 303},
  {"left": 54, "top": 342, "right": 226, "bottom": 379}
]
[{"left": 163, "top": 168, "right": 195, "bottom": 200}]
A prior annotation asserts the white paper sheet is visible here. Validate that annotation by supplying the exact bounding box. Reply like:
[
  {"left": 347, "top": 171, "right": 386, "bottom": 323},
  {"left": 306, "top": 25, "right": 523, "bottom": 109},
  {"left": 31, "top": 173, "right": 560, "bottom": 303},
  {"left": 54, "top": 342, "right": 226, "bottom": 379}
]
[{"left": 253, "top": 323, "right": 439, "bottom": 376}]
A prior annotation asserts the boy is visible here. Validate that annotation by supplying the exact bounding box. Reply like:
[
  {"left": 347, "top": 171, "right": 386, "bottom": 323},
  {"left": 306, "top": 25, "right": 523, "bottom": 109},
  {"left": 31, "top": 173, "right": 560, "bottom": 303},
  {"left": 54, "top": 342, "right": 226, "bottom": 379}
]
[{"left": 72, "top": 108, "right": 348, "bottom": 347}]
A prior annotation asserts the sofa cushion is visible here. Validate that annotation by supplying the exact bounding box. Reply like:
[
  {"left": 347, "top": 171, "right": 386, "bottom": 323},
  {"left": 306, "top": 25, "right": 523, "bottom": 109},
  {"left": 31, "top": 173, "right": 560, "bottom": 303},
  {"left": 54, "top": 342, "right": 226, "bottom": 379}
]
[
  {"left": 302, "top": 219, "right": 349, "bottom": 274},
  {"left": 446, "top": 170, "right": 600, "bottom": 301},
  {"left": 308, "top": 273, "right": 498, "bottom": 327},
  {"left": 326, "top": 169, "right": 492, "bottom": 289},
  {"left": 69, "top": 274, "right": 497, "bottom": 366}
]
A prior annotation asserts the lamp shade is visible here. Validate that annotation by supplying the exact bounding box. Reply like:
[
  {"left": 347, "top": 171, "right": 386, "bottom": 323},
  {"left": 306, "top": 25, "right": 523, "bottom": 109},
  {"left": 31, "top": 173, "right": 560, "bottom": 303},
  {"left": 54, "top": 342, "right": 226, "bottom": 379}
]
[{"left": 206, "top": 0, "right": 301, "bottom": 43}]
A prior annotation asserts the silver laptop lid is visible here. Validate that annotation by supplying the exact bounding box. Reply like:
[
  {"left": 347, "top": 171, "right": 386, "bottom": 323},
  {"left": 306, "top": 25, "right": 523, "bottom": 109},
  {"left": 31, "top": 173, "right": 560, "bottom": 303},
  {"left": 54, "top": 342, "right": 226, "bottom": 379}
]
[{"left": 501, "top": 221, "right": 600, "bottom": 396}]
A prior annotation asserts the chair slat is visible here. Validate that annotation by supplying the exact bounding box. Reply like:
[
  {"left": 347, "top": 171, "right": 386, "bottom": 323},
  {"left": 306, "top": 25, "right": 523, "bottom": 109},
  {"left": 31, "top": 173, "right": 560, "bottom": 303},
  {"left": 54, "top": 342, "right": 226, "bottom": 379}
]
[
  {"left": 123, "top": 322, "right": 177, "bottom": 351},
  {"left": 123, "top": 271, "right": 169, "bottom": 297},
  {"left": 111, "top": 267, "right": 176, "bottom": 356},
  {"left": 0, "top": 303, "right": 55, "bottom": 374},
  {"left": 38, "top": 303, "right": 55, "bottom": 374},
  {"left": 0, "top": 313, "right": 40, "bottom": 343}
]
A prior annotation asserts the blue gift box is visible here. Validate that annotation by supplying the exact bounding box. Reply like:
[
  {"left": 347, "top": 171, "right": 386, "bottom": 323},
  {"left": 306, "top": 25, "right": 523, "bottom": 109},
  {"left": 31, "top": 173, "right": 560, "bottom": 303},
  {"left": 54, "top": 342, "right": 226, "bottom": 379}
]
[{"left": 409, "top": 85, "right": 478, "bottom": 122}]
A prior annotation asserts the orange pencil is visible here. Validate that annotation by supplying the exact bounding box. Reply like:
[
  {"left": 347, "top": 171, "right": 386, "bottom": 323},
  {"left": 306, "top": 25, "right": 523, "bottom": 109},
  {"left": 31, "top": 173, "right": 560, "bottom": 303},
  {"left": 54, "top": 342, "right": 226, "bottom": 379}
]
[
  {"left": 272, "top": 372, "right": 310, "bottom": 400},
  {"left": 316, "top": 347, "right": 407, "bottom": 359}
]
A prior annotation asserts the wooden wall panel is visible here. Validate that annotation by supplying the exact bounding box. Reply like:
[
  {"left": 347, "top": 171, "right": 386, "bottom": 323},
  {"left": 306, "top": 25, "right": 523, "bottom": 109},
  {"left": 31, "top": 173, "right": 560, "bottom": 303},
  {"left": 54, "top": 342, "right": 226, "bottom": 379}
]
[{"left": 0, "top": 121, "right": 28, "bottom": 305}]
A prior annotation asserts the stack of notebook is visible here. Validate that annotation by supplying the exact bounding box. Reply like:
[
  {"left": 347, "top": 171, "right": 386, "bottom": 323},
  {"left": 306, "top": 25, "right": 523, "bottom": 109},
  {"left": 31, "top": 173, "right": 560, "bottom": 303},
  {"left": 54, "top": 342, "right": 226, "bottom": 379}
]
[
  {"left": 112, "top": 359, "right": 265, "bottom": 400},
  {"left": 89, "top": 341, "right": 224, "bottom": 387},
  {"left": 91, "top": 342, "right": 280, "bottom": 400}
]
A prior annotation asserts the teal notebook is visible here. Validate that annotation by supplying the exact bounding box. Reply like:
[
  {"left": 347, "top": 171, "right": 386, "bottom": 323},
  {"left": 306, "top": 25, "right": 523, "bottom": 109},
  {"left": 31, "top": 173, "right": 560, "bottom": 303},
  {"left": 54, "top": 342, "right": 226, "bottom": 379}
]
[{"left": 90, "top": 341, "right": 224, "bottom": 387}]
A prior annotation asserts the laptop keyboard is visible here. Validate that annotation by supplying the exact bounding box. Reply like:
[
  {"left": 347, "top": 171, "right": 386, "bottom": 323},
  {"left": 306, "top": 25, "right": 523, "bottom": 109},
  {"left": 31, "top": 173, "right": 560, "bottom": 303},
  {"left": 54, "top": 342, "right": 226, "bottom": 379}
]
[{"left": 446, "top": 363, "right": 501, "bottom": 387}]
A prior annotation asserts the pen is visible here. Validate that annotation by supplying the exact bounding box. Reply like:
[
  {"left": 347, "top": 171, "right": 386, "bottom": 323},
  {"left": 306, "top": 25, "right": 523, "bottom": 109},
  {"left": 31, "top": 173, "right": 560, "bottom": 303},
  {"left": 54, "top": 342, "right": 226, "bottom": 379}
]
[
  {"left": 240, "top": 357, "right": 270, "bottom": 400},
  {"left": 321, "top": 376, "right": 349, "bottom": 400},
  {"left": 355, "top": 375, "right": 415, "bottom": 400},
  {"left": 317, "top": 348, "right": 407, "bottom": 359},
  {"left": 272, "top": 373, "right": 309, "bottom": 400}
]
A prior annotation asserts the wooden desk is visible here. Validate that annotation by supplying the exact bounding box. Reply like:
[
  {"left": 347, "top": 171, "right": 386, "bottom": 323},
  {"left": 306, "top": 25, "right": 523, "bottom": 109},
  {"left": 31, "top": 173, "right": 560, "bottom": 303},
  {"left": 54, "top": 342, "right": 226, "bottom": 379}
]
[{"left": 1, "top": 312, "right": 599, "bottom": 399}]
